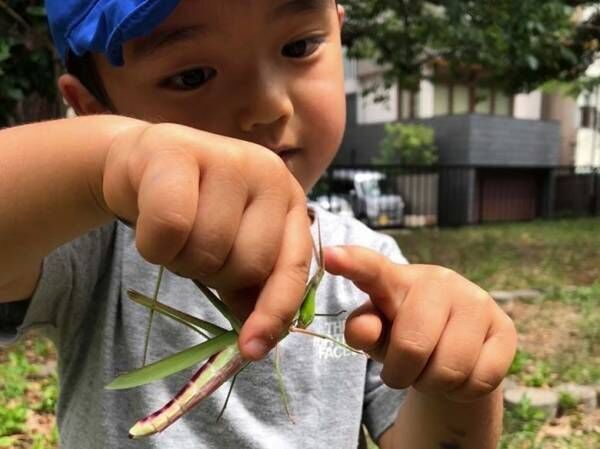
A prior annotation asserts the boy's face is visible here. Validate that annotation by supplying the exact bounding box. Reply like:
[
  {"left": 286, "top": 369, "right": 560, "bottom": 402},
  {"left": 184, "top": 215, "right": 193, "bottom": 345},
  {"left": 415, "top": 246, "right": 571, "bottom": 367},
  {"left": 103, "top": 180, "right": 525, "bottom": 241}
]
[{"left": 69, "top": 0, "right": 346, "bottom": 192}]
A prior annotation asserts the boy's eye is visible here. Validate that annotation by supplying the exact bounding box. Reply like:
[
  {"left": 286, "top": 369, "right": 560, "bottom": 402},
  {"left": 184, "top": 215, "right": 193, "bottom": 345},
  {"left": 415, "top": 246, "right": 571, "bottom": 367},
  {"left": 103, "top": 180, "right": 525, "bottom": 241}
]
[
  {"left": 282, "top": 37, "right": 324, "bottom": 58},
  {"left": 163, "top": 67, "right": 217, "bottom": 90}
]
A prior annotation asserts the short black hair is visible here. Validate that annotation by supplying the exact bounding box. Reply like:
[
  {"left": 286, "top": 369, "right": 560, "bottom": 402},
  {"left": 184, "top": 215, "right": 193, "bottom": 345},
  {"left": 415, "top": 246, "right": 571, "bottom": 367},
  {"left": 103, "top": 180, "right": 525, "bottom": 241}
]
[{"left": 65, "top": 52, "right": 114, "bottom": 110}]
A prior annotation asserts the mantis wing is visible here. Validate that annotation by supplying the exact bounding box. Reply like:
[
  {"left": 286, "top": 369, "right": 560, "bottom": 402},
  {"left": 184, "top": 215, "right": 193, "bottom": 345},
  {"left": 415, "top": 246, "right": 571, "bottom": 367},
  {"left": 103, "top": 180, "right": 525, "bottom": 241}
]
[
  {"left": 106, "top": 330, "right": 238, "bottom": 390},
  {"left": 127, "top": 289, "right": 228, "bottom": 338}
]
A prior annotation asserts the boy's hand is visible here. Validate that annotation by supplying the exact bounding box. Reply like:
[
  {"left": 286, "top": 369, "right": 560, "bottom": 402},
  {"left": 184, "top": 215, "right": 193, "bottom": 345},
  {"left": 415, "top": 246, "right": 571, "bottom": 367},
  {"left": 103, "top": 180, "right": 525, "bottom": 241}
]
[
  {"left": 102, "top": 123, "right": 313, "bottom": 360},
  {"left": 324, "top": 246, "right": 517, "bottom": 402}
]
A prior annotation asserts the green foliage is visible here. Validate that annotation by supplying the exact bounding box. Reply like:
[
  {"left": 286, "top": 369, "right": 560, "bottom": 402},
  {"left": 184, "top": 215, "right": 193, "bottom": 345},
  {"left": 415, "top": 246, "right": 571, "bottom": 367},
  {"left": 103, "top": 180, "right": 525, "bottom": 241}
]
[
  {"left": 509, "top": 349, "right": 531, "bottom": 376},
  {"left": 522, "top": 361, "right": 554, "bottom": 387},
  {"left": 0, "top": 405, "right": 27, "bottom": 436},
  {"left": 35, "top": 380, "right": 58, "bottom": 414},
  {"left": 0, "top": 351, "right": 32, "bottom": 400},
  {"left": 343, "top": 0, "right": 599, "bottom": 94},
  {"left": 544, "top": 282, "right": 600, "bottom": 305},
  {"left": 0, "top": 0, "right": 58, "bottom": 125},
  {"left": 375, "top": 123, "right": 438, "bottom": 165},
  {"left": 557, "top": 391, "right": 578, "bottom": 412},
  {"left": 504, "top": 397, "right": 548, "bottom": 435}
]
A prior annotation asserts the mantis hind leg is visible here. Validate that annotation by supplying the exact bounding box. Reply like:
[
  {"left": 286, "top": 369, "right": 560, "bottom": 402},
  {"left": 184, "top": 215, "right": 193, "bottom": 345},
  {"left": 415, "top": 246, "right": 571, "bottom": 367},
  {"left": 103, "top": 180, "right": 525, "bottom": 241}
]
[
  {"left": 142, "top": 266, "right": 165, "bottom": 366},
  {"left": 216, "top": 372, "right": 239, "bottom": 423},
  {"left": 314, "top": 310, "right": 346, "bottom": 318},
  {"left": 274, "top": 345, "right": 295, "bottom": 424},
  {"left": 288, "top": 326, "right": 367, "bottom": 357}
]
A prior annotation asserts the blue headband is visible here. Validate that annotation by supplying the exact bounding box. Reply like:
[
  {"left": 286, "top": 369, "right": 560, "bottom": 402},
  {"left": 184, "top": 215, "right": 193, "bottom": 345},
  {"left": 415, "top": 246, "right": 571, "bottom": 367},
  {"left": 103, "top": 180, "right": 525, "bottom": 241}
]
[{"left": 45, "top": 0, "right": 181, "bottom": 66}]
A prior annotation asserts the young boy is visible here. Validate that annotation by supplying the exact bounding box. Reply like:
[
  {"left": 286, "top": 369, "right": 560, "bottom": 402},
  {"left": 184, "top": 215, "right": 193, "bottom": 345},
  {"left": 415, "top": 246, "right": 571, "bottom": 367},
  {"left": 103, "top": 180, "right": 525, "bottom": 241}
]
[{"left": 0, "top": 1, "right": 517, "bottom": 448}]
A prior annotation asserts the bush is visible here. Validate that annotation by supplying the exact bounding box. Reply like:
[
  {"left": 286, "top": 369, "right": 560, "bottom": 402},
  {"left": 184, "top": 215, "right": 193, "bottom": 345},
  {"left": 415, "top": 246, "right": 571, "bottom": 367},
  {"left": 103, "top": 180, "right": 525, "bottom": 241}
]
[
  {"left": 0, "top": 1, "right": 60, "bottom": 125},
  {"left": 374, "top": 123, "right": 438, "bottom": 165}
]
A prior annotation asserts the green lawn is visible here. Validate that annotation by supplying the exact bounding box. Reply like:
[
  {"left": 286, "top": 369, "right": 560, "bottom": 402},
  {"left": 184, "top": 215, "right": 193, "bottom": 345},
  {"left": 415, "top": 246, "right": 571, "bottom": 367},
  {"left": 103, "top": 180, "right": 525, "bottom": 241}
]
[
  {"left": 387, "top": 217, "right": 600, "bottom": 449},
  {"left": 1, "top": 217, "right": 599, "bottom": 448},
  {"left": 387, "top": 217, "right": 600, "bottom": 291}
]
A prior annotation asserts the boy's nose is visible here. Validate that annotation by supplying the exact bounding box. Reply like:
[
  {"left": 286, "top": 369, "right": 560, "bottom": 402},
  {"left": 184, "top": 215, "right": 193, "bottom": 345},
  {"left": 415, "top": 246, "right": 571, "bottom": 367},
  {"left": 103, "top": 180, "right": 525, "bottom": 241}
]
[{"left": 236, "top": 78, "right": 294, "bottom": 133}]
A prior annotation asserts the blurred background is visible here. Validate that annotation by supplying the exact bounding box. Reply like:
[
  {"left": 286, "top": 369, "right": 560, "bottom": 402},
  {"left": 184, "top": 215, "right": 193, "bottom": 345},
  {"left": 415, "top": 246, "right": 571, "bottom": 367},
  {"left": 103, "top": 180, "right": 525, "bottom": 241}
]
[{"left": 0, "top": 1, "right": 598, "bottom": 448}]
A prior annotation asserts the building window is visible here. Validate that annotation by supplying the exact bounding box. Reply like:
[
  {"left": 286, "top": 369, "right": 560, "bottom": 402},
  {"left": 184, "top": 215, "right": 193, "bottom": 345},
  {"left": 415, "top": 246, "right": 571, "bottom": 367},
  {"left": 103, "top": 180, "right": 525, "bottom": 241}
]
[
  {"left": 434, "top": 84, "right": 450, "bottom": 115},
  {"left": 432, "top": 83, "right": 513, "bottom": 117},
  {"left": 580, "top": 106, "right": 598, "bottom": 129}
]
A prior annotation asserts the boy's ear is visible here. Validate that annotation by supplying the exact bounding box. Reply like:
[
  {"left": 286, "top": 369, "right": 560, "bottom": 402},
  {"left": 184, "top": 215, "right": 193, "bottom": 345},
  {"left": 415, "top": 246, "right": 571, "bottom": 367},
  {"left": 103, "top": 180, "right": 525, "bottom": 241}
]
[
  {"left": 58, "top": 74, "right": 110, "bottom": 116},
  {"left": 337, "top": 3, "right": 345, "bottom": 28}
]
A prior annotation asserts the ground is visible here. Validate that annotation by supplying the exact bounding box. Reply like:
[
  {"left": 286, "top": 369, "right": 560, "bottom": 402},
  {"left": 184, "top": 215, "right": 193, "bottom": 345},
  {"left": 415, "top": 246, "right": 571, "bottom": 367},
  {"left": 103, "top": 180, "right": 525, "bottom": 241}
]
[{"left": 1, "top": 217, "right": 599, "bottom": 448}]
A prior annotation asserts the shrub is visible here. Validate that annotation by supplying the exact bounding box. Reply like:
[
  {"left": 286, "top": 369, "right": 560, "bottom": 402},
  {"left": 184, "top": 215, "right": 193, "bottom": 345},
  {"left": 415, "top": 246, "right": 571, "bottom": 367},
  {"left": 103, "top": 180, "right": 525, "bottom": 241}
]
[{"left": 374, "top": 123, "right": 438, "bottom": 165}]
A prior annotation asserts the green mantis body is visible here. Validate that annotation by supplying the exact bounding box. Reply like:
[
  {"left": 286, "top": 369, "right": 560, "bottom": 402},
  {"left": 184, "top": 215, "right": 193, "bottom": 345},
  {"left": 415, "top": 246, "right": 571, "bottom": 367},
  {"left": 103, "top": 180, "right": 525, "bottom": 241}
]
[{"left": 107, "top": 215, "right": 345, "bottom": 439}]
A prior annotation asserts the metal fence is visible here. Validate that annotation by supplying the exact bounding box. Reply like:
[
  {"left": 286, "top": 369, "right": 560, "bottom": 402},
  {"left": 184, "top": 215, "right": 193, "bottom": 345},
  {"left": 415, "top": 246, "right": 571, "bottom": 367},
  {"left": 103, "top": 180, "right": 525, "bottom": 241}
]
[{"left": 309, "top": 164, "right": 600, "bottom": 228}]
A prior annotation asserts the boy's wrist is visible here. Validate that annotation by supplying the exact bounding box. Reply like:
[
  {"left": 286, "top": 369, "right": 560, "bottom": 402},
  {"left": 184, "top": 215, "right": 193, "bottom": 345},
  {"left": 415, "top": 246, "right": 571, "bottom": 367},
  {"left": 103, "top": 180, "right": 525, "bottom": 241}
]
[{"left": 383, "top": 387, "right": 503, "bottom": 449}]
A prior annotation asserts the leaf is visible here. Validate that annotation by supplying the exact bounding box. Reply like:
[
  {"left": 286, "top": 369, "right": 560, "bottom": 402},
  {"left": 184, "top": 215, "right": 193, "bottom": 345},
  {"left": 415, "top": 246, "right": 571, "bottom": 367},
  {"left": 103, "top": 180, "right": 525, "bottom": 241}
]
[
  {"left": 526, "top": 55, "right": 539, "bottom": 71},
  {"left": 105, "top": 331, "right": 238, "bottom": 390},
  {"left": 6, "top": 88, "right": 23, "bottom": 101},
  {"left": 0, "top": 436, "right": 19, "bottom": 448},
  {"left": 26, "top": 6, "right": 46, "bottom": 17}
]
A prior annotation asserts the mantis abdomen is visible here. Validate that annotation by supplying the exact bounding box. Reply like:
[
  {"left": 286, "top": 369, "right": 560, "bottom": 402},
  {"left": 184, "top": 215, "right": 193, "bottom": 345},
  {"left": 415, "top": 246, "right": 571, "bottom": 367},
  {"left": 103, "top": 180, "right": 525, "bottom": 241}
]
[{"left": 128, "top": 344, "right": 248, "bottom": 439}]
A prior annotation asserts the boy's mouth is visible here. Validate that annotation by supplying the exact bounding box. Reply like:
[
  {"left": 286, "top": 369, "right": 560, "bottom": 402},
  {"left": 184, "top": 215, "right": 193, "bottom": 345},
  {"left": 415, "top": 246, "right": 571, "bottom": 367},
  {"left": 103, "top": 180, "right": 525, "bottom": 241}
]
[{"left": 274, "top": 147, "right": 300, "bottom": 165}]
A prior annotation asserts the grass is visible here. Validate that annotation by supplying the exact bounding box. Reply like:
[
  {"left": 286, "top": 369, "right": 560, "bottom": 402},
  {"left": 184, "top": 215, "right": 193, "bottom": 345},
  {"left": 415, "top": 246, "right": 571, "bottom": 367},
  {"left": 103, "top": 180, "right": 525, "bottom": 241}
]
[
  {"left": 387, "top": 217, "right": 600, "bottom": 290},
  {"left": 0, "top": 337, "right": 58, "bottom": 449},
  {"left": 387, "top": 217, "right": 600, "bottom": 448},
  {"left": 1, "top": 217, "right": 599, "bottom": 448}
]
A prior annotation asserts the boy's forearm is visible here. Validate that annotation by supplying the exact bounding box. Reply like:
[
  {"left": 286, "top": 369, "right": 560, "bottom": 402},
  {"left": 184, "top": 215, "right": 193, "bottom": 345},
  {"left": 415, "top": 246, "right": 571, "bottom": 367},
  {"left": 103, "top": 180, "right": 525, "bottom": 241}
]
[
  {"left": 0, "top": 115, "right": 146, "bottom": 298},
  {"left": 380, "top": 387, "right": 503, "bottom": 449}
]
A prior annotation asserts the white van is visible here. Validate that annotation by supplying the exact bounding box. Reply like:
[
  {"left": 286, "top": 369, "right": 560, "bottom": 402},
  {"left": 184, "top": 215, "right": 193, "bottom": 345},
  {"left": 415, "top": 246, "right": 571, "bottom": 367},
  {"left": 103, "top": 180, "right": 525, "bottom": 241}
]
[{"left": 318, "top": 169, "right": 405, "bottom": 227}]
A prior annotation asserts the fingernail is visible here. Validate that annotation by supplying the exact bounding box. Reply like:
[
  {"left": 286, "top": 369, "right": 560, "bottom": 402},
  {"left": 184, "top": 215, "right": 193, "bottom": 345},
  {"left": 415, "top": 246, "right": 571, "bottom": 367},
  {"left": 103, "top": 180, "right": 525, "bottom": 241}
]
[{"left": 244, "top": 338, "right": 269, "bottom": 360}]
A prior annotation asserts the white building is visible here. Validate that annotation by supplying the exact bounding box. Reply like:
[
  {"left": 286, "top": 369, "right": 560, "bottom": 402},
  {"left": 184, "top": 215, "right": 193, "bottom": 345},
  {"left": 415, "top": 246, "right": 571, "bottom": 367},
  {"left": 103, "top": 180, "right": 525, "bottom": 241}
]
[{"left": 343, "top": 6, "right": 599, "bottom": 168}]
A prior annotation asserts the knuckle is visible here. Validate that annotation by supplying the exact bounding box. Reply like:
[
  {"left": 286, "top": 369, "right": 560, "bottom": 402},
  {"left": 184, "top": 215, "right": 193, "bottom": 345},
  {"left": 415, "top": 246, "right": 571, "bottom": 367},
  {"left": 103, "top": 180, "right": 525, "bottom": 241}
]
[
  {"left": 277, "top": 256, "right": 312, "bottom": 296},
  {"left": 188, "top": 247, "right": 228, "bottom": 277},
  {"left": 221, "top": 143, "right": 246, "bottom": 169},
  {"left": 151, "top": 210, "right": 194, "bottom": 238},
  {"left": 436, "top": 365, "right": 470, "bottom": 391},
  {"left": 432, "top": 265, "right": 457, "bottom": 284},
  {"left": 393, "top": 331, "right": 434, "bottom": 361},
  {"left": 472, "top": 376, "right": 500, "bottom": 395},
  {"left": 238, "top": 257, "right": 273, "bottom": 286},
  {"left": 382, "top": 373, "right": 410, "bottom": 390},
  {"left": 267, "top": 307, "right": 293, "bottom": 333},
  {"left": 140, "top": 122, "right": 180, "bottom": 143},
  {"left": 259, "top": 149, "right": 290, "bottom": 183},
  {"left": 467, "top": 288, "right": 493, "bottom": 311}
]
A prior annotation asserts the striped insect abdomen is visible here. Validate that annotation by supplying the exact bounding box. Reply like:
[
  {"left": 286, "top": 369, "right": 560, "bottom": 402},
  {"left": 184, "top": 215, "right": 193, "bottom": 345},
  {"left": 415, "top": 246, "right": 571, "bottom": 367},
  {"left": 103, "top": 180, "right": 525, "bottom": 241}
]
[{"left": 128, "top": 344, "right": 248, "bottom": 438}]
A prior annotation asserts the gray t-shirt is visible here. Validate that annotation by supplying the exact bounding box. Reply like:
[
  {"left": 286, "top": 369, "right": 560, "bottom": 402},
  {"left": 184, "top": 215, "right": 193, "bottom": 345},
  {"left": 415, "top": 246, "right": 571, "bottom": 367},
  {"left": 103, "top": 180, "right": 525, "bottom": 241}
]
[{"left": 0, "top": 206, "right": 407, "bottom": 449}]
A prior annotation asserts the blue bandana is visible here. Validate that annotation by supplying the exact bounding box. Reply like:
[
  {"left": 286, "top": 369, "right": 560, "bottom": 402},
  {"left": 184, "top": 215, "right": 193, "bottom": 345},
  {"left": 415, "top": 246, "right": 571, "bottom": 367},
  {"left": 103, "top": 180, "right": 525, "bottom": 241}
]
[{"left": 45, "top": 0, "right": 182, "bottom": 66}]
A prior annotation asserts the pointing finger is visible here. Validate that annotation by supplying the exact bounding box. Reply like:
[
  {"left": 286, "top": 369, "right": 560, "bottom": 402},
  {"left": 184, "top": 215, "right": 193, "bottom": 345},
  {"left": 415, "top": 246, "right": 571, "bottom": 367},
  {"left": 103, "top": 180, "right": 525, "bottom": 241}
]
[{"left": 324, "top": 245, "right": 414, "bottom": 320}]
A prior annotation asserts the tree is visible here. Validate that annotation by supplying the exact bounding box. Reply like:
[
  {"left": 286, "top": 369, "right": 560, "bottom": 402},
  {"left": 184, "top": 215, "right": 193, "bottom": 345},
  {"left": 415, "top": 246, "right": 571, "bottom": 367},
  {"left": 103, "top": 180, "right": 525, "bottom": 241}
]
[
  {"left": 374, "top": 123, "right": 438, "bottom": 165},
  {"left": 0, "top": 1, "right": 61, "bottom": 126},
  {"left": 342, "top": 0, "right": 600, "bottom": 95}
]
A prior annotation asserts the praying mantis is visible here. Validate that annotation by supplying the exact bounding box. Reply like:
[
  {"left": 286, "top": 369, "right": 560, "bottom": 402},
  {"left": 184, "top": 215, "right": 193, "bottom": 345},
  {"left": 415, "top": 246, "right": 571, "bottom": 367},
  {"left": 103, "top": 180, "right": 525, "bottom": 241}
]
[{"left": 107, "top": 211, "right": 364, "bottom": 438}]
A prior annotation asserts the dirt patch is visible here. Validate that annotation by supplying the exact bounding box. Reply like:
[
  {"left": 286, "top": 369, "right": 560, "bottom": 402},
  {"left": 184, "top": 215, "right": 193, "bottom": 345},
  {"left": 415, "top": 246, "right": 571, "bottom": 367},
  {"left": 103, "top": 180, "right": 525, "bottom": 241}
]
[
  {"left": 512, "top": 301, "right": 582, "bottom": 360},
  {"left": 539, "top": 409, "right": 600, "bottom": 441}
]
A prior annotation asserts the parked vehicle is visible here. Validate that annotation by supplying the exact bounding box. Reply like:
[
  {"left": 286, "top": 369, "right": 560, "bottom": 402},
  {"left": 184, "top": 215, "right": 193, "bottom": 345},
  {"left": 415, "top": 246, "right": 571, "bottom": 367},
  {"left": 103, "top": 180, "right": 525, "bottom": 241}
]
[
  {"left": 321, "top": 169, "right": 405, "bottom": 227},
  {"left": 314, "top": 195, "right": 355, "bottom": 219}
]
